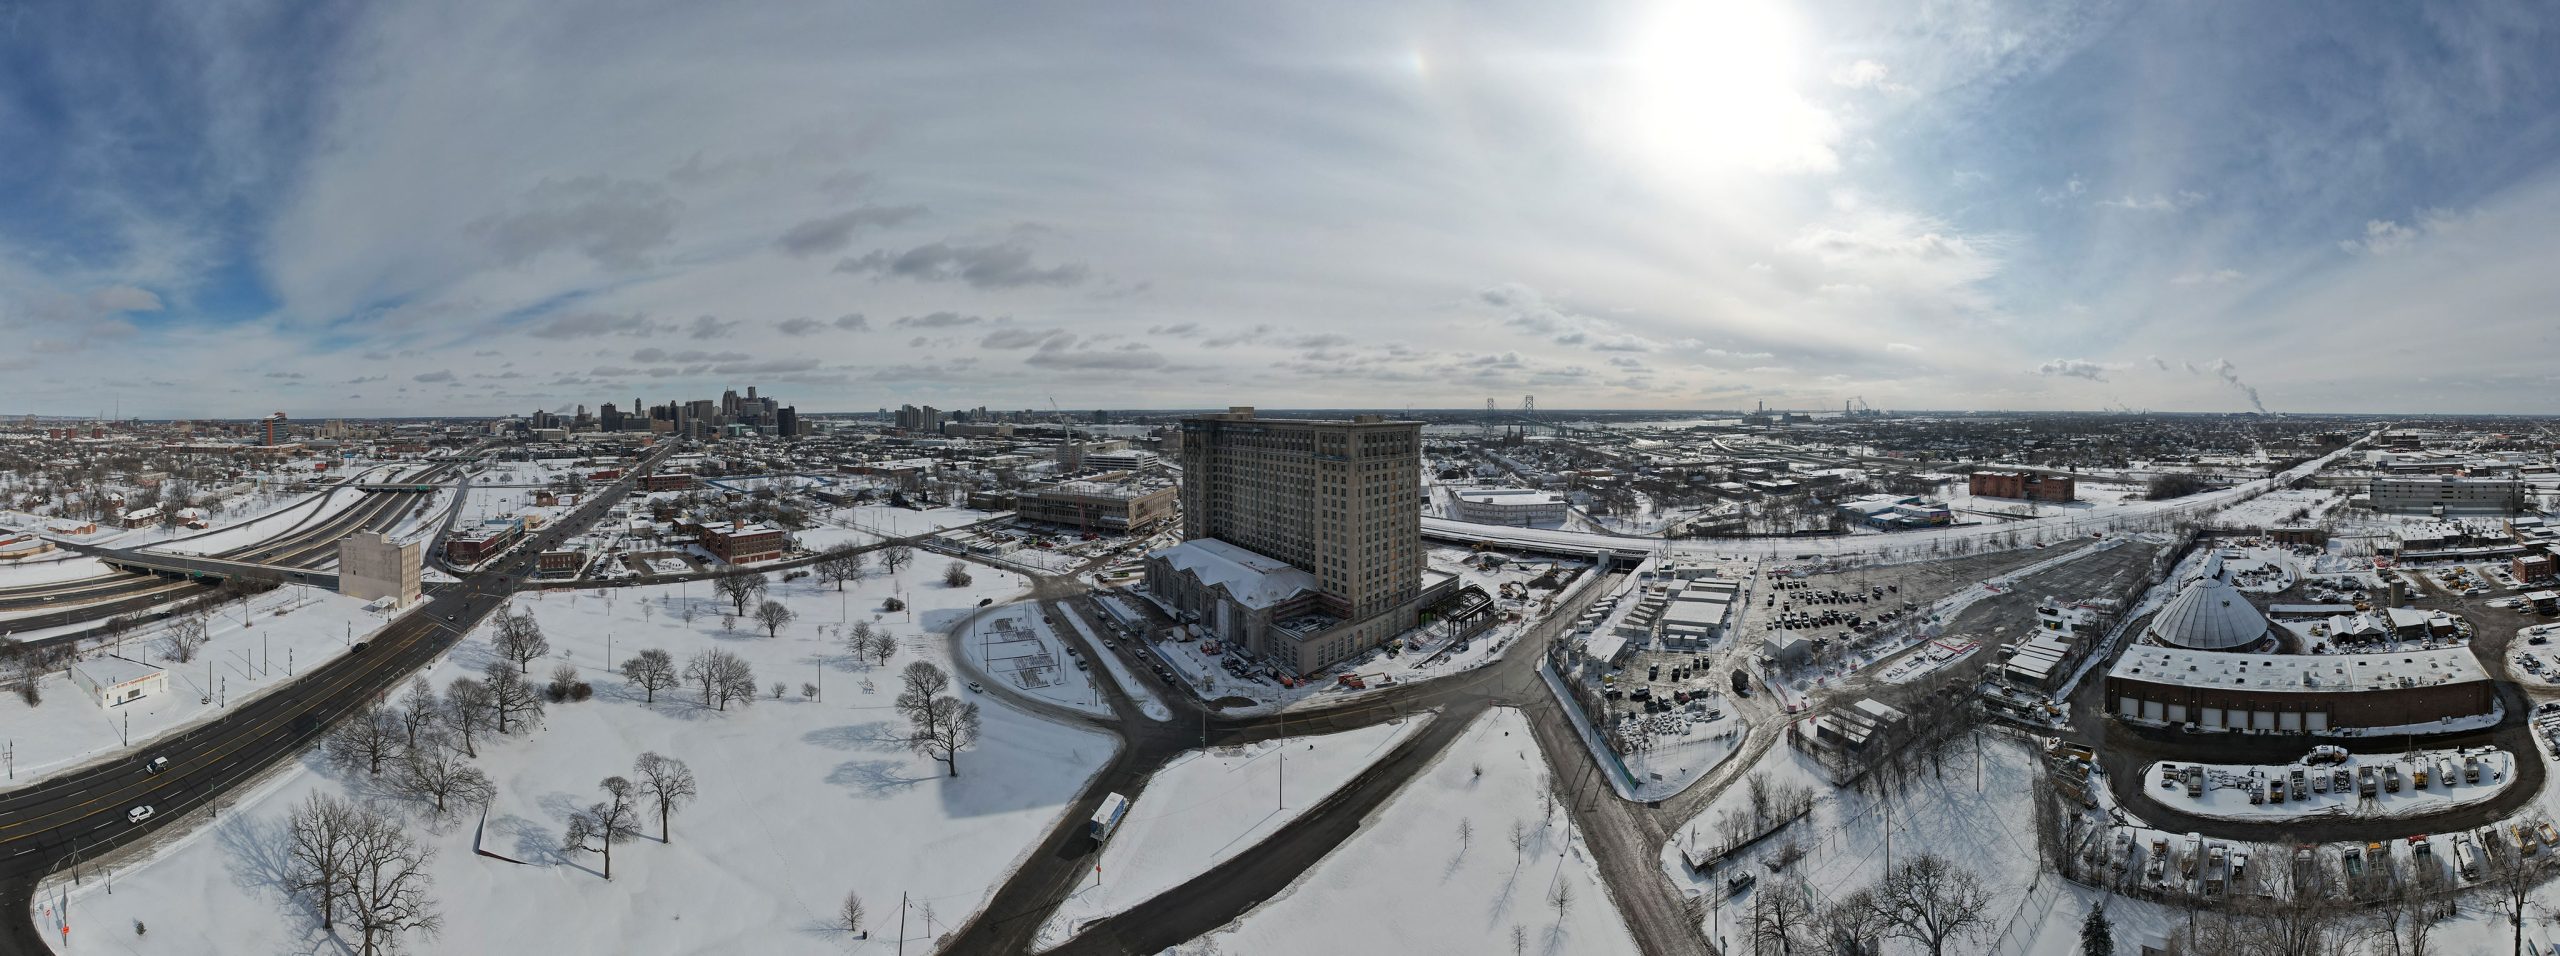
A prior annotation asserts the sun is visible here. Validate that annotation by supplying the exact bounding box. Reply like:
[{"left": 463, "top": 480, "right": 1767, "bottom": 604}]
[{"left": 1612, "top": 0, "right": 1839, "bottom": 181}]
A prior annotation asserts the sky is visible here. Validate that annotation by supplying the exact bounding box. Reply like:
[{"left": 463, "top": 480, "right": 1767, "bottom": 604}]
[{"left": 3, "top": 0, "right": 2559, "bottom": 419}]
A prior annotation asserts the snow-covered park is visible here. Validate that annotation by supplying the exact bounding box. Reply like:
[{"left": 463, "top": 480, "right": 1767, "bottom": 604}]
[
  {"left": 38, "top": 556, "right": 1118, "bottom": 955},
  {"left": 1036, "top": 716, "right": 1429, "bottom": 949},
  {"left": 1179, "top": 708, "right": 1640, "bottom": 956}
]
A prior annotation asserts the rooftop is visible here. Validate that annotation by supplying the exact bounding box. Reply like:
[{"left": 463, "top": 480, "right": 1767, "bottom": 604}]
[
  {"left": 1151, "top": 538, "right": 1319, "bottom": 609},
  {"left": 2108, "top": 644, "right": 2488, "bottom": 693}
]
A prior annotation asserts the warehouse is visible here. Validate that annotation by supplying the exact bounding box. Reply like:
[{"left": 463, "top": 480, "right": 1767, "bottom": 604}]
[
  {"left": 1446, "top": 487, "right": 1571, "bottom": 527},
  {"left": 2104, "top": 645, "right": 2492, "bottom": 734}
]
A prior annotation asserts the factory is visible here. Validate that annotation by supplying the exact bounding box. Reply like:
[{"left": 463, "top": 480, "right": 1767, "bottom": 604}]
[{"left": 2103, "top": 644, "right": 2493, "bottom": 734}]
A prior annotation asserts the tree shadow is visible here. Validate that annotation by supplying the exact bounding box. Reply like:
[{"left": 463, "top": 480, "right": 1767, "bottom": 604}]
[
  {"left": 217, "top": 811, "right": 353, "bottom": 954},
  {"left": 802, "top": 721, "right": 909, "bottom": 752},
  {"left": 827, "top": 759, "right": 935, "bottom": 797},
  {"left": 492, "top": 807, "right": 571, "bottom": 871}
]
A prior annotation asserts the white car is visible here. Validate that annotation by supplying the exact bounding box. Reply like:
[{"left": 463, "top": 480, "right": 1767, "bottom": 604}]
[
  {"left": 967, "top": 681, "right": 984, "bottom": 693},
  {"left": 127, "top": 805, "right": 155, "bottom": 824},
  {"left": 143, "top": 756, "right": 169, "bottom": 773}
]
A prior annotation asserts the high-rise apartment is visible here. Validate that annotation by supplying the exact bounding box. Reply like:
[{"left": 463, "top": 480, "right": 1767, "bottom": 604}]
[{"left": 1149, "top": 406, "right": 1444, "bottom": 673}]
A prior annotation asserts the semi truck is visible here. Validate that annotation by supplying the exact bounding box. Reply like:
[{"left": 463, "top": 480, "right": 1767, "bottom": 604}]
[{"left": 1090, "top": 792, "right": 1131, "bottom": 843}]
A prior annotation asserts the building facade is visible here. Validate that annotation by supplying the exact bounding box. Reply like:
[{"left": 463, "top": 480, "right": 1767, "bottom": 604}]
[
  {"left": 700, "top": 522, "right": 789, "bottom": 563},
  {"left": 1152, "top": 407, "right": 1435, "bottom": 673},
  {"left": 338, "top": 531, "right": 423, "bottom": 605},
  {"left": 1446, "top": 487, "right": 1572, "bottom": 526},
  {"left": 2370, "top": 476, "right": 2526, "bottom": 515},
  {"left": 1016, "top": 478, "right": 1177, "bottom": 533},
  {"left": 1968, "top": 470, "right": 2077, "bottom": 502},
  {"left": 2104, "top": 645, "right": 2493, "bottom": 733}
]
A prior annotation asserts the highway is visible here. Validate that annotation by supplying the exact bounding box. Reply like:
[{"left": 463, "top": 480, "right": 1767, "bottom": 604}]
[{"left": 0, "top": 444, "right": 676, "bottom": 956}]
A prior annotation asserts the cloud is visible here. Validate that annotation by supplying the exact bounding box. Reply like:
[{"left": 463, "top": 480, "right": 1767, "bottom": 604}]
[
  {"left": 893, "top": 312, "right": 985, "bottom": 329},
  {"left": 1829, "top": 60, "right": 1909, "bottom": 94},
  {"left": 1476, "top": 283, "right": 1662, "bottom": 353},
  {"left": 981, "top": 327, "right": 1071, "bottom": 350},
  {"left": 631, "top": 348, "right": 747, "bottom": 363},
  {"left": 773, "top": 205, "right": 927, "bottom": 257},
  {"left": 528, "top": 312, "right": 665, "bottom": 339},
  {"left": 2170, "top": 269, "right": 2245, "bottom": 286},
  {"left": 413, "top": 370, "right": 456, "bottom": 383},
  {"left": 2340, "top": 218, "right": 2423, "bottom": 255},
  {"left": 2036, "top": 358, "right": 2118, "bottom": 382},
  {"left": 2095, "top": 191, "right": 2203, "bottom": 212},
  {"left": 90, "top": 285, "right": 164, "bottom": 313},
  {"left": 1024, "top": 337, "right": 1166, "bottom": 370},
  {"left": 263, "top": 371, "right": 305, "bottom": 379},
  {"left": 833, "top": 314, "right": 871, "bottom": 332},
  {"left": 775, "top": 317, "right": 825, "bottom": 336},
  {"left": 1884, "top": 342, "right": 1923, "bottom": 354},
  {"left": 2148, "top": 355, "right": 2171, "bottom": 371},
  {"left": 468, "top": 174, "right": 679, "bottom": 269},
  {"left": 686, "top": 315, "right": 740, "bottom": 340},
  {"left": 345, "top": 375, "right": 387, "bottom": 384},
  {"left": 835, "top": 240, "right": 1088, "bottom": 288},
  {"left": 1149, "top": 322, "right": 1200, "bottom": 337}
]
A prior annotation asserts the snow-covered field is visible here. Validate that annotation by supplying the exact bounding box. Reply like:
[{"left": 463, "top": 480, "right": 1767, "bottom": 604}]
[
  {"left": 1036, "top": 716, "right": 1429, "bottom": 949},
  {"left": 2144, "top": 749, "right": 2515, "bottom": 822},
  {"left": 39, "top": 558, "right": 1118, "bottom": 956},
  {"left": 1180, "top": 708, "right": 1639, "bottom": 956},
  {"left": 2209, "top": 488, "right": 2345, "bottom": 530},
  {"left": 0, "top": 589, "right": 402, "bottom": 788},
  {"left": 956, "top": 602, "right": 1111, "bottom": 718}
]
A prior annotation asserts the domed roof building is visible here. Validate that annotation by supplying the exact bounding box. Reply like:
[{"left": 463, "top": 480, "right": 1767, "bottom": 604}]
[{"left": 2146, "top": 553, "right": 2275, "bottom": 652}]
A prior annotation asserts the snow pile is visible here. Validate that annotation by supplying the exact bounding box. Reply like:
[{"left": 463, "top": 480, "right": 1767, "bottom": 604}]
[
  {"left": 1035, "top": 716, "right": 1429, "bottom": 948},
  {"left": 1183, "top": 708, "right": 1639, "bottom": 956}
]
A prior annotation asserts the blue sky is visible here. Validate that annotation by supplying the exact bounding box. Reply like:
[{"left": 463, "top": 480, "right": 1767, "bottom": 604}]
[{"left": 3, "top": 0, "right": 2558, "bottom": 417}]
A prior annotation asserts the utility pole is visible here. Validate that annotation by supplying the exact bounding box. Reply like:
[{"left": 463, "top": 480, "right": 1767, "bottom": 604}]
[{"left": 897, "top": 892, "right": 908, "bottom": 956}]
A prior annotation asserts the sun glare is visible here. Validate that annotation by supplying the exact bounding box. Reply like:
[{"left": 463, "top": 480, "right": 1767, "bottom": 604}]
[{"left": 1614, "top": 0, "right": 1838, "bottom": 181}]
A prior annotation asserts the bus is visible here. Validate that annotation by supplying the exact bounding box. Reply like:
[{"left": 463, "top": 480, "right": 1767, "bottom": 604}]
[{"left": 1090, "top": 792, "right": 1131, "bottom": 843}]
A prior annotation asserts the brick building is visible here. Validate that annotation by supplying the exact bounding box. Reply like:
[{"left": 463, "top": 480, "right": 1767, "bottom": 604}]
[{"left": 1968, "top": 470, "right": 2077, "bottom": 502}]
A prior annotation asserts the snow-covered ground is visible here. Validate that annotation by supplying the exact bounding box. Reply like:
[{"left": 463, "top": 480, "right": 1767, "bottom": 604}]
[
  {"left": 140, "top": 484, "right": 368, "bottom": 557},
  {"left": 2145, "top": 749, "right": 2515, "bottom": 822},
  {"left": 1179, "top": 708, "right": 1640, "bottom": 956},
  {"left": 1618, "top": 715, "right": 1746, "bottom": 797},
  {"left": 1035, "top": 716, "right": 1430, "bottom": 949},
  {"left": 2209, "top": 488, "right": 2346, "bottom": 531},
  {"left": 956, "top": 602, "right": 1112, "bottom": 718},
  {"left": 0, "top": 588, "right": 403, "bottom": 789},
  {"left": 1662, "top": 737, "right": 2057, "bottom": 956},
  {"left": 39, "top": 557, "right": 1117, "bottom": 956}
]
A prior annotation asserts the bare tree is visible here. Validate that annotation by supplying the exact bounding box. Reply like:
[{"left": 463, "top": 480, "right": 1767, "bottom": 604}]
[
  {"left": 562, "top": 776, "right": 644, "bottom": 880},
  {"left": 160, "top": 612, "right": 211, "bottom": 664},
  {"left": 1820, "top": 887, "right": 1889, "bottom": 956},
  {"left": 1510, "top": 925, "right": 1527, "bottom": 956},
  {"left": 483, "top": 661, "right": 545, "bottom": 735},
  {"left": 880, "top": 544, "right": 914, "bottom": 575},
  {"left": 284, "top": 792, "right": 361, "bottom": 932},
  {"left": 942, "top": 560, "right": 972, "bottom": 588},
  {"left": 547, "top": 662, "right": 583, "bottom": 701},
  {"left": 753, "top": 599, "right": 796, "bottom": 639},
  {"left": 1872, "top": 853, "right": 1992, "bottom": 956},
  {"left": 1549, "top": 880, "right": 1574, "bottom": 921},
  {"left": 398, "top": 678, "right": 440, "bottom": 749},
  {"left": 1753, "top": 876, "right": 1819, "bottom": 955},
  {"left": 492, "top": 608, "right": 548, "bottom": 674},
  {"left": 714, "top": 573, "right": 769, "bottom": 616},
  {"left": 2362, "top": 890, "right": 2442, "bottom": 956},
  {"left": 343, "top": 808, "right": 440, "bottom": 956},
  {"left": 2485, "top": 849, "right": 2551, "bottom": 956},
  {"left": 684, "top": 648, "right": 757, "bottom": 710},
  {"left": 442, "top": 677, "right": 493, "bottom": 757},
  {"left": 895, "top": 661, "right": 981, "bottom": 776},
  {"left": 633, "top": 752, "right": 698, "bottom": 843},
  {"left": 327, "top": 705, "right": 405, "bottom": 776},
  {"left": 620, "top": 648, "right": 678, "bottom": 703},
  {"left": 395, "top": 739, "right": 495, "bottom": 819},
  {"left": 841, "top": 891, "right": 867, "bottom": 934},
  {"left": 1509, "top": 819, "right": 1531, "bottom": 864},
  {"left": 816, "top": 547, "right": 867, "bottom": 591}
]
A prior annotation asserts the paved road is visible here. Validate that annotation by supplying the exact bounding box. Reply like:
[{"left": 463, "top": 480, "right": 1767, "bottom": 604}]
[{"left": 0, "top": 445, "right": 673, "bottom": 956}]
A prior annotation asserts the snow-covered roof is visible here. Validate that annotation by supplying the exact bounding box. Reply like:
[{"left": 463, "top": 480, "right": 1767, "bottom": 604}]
[
  {"left": 1151, "top": 538, "right": 1318, "bottom": 609},
  {"left": 2145, "top": 553, "right": 2273, "bottom": 651},
  {"left": 73, "top": 655, "right": 164, "bottom": 688},
  {"left": 2108, "top": 645, "right": 2487, "bottom": 693}
]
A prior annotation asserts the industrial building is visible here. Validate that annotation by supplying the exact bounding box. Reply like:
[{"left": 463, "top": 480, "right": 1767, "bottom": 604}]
[
  {"left": 1015, "top": 475, "right": 1177, "bottom": 533},
  {"left": 70, "top": 655, "right": 168, "bottom": 709},
  {"left": 1967, "top": 470, "right": 2077, "bottom": 502},
  {"left": 2142, "top": 555, "right": 2276, "bottom": 652},
  {"left": 338, "top": 531, "right": 422, "bottom": 605},
  {"left": 2103, "top": 645, "right": 2493, "bottom": 733},
  {"left": 444, "top": 517, "right": 526, "bottom": 564},
  {"left": 1446, "top": 487, "right": 1571, "bottom": 527},
  {"left": 1836, "top": 494, "right": 1952, "bottom": 530},
  {"left": 2368, "top": 476, "right": 2526, "bottom": 515},
  {"left": 1147, "top": 407, "right": 1445, "bottom": 674}
]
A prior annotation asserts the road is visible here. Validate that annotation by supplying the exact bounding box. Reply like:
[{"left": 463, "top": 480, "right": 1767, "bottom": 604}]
[{"left": 0, "top": 444, "right": 676, "bottom": 956}]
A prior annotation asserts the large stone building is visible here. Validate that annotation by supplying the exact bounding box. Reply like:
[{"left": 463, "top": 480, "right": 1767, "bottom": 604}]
[
  {"left": 338, "top": 531, "right": 422, "bottom": 605},
  {"left": 2103, "top": 644, "right": 2492, "bottom": 734},
  {"left": 1015, "top": 475, "right": 1177, "bottom": 533},
  {"left": 2369, "top": 476, "right": 2526, "bottom": 515},
  {"left": 1147, "top": 407, "right": 1449, "bottom": 674}
]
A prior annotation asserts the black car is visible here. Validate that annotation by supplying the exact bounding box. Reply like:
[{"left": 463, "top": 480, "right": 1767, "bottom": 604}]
[{"left": 350, "top": 642, "right": 371, "bottom": 653}]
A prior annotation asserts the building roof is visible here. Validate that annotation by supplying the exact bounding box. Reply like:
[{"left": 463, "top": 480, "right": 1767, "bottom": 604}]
[
  {"left": 1152, "top": 538, "right": 1319, "bottom": 609},
  {"left": 2108, "top": 644, "right": 2488, "bottom": 693},
  {"left": 73, "top": 655, "right": 164, "bottom": 687},
  {"left": 2146, "top": 554, "right": 2274, "bottom": 651}
]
